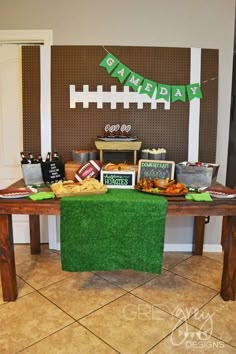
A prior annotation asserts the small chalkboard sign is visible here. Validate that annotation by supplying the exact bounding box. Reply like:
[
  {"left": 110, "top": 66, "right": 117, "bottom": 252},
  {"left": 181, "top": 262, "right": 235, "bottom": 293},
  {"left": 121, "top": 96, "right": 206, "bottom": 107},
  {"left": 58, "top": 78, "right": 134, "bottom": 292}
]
[
  {"left": 137, "top": 159, "right": 175, "bottom": 181},
  {"left": 101, "top": 170, "right": 135, "bottom": 189},
  {"left": 41, "top": 161, "right": 65, "bottom": 184}
]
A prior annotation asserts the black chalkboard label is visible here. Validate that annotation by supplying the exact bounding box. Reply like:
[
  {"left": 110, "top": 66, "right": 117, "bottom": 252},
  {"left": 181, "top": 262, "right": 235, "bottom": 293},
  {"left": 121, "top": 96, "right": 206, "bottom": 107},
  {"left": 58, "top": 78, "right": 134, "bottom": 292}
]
[
  {"left": 101, "top": 171, "right": 135, "bottom": 188},
  {"left": 137, "top": 159, "right": 175, "bottom": 181},
  {"left": 41, "top": 161, "right": 65, "bottom": 184}
]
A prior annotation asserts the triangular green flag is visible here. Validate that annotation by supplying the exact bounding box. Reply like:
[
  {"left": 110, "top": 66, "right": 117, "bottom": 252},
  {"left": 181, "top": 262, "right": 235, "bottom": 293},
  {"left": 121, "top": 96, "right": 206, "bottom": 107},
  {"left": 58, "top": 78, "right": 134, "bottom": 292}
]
[
  {"left": 111, "top": 63, "right": 131, "bottom": 83},
  {"left": 187, "top": 83, "right": 203, "bottom": 101},
  {"left": 172, "top": 85, "right": 186, "bottom": 102},
  {"left": 99, "top": 53, "right": 119, "bottom": 73},
  {"left": 156, "top": 84, "right": 171, "bottom": 102},
  {"left": 140, "top": 79, "right": 157, "bottom": 98},
  {"left": 125, "top": 72, "right": 144, "bottom": 92}
]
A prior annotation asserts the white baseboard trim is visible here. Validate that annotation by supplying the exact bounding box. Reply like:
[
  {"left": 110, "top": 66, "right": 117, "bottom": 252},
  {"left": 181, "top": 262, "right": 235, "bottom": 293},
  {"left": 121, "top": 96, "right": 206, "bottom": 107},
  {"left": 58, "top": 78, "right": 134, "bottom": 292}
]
[
  {"left": 54, "top": 242, "right": 222, "bottom": 253},
  {"left": 164, "top": 243, "right": 222, "bottom": 252},
  {"left": 202, "top": 244, "right": 223, "bottom": 252}
]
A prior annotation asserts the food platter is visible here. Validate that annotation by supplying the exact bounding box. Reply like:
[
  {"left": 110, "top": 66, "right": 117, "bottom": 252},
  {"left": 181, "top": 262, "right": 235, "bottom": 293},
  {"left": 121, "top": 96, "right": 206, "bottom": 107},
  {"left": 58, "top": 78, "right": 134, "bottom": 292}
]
[
  {"left": 0, "top": 187, "right": 37, "bottom": 199},
  {"left": 134, "top": 187, "right": 188, "bottom": 197},
  {"left": 199, "top": 186, "right": 236, "bottom": 199},
  {"left": 207, "top": 192, "right": 236, "bottom": 199},
  {"left": 50, "top": 179, "right": 108, "bottom": 198}
]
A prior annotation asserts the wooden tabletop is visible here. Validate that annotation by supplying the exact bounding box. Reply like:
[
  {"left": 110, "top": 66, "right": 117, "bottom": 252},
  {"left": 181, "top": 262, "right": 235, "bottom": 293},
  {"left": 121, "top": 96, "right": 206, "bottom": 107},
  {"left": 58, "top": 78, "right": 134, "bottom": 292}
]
[{"left": 0, "top": 179, "right": 236, "bottom": 217}]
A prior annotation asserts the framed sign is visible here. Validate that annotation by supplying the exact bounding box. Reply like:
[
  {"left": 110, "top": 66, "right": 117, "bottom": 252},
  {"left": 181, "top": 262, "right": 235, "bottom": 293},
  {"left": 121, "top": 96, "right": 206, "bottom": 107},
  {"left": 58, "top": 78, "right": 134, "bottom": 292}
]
[
  {"left": 101, "top": 170, "right": 135, "bottom": 189},
  {"left": 137, "top": 159, "right": 175, "bottom": 181}
]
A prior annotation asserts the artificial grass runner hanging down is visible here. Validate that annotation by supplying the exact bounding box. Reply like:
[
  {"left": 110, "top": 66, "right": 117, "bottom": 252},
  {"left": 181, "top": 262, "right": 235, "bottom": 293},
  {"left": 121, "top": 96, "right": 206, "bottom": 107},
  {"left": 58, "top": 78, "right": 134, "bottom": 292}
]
[{"left": 60, "top": 189, "right": 168, "bottom": 273}]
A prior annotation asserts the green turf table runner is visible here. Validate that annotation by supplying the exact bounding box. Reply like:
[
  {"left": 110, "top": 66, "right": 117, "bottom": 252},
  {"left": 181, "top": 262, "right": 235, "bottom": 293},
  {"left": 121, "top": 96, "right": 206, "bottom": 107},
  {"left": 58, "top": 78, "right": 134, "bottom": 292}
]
[{"left": 60, "top": 189, "right": 167, "bottom": 273}]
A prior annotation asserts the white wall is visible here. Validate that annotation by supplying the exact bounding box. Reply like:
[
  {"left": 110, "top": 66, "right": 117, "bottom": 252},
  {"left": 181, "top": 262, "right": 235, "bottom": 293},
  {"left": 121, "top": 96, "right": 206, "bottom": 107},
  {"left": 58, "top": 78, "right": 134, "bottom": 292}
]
[{"left": 0, "top": 0, "right": 235, "bottom": 248}]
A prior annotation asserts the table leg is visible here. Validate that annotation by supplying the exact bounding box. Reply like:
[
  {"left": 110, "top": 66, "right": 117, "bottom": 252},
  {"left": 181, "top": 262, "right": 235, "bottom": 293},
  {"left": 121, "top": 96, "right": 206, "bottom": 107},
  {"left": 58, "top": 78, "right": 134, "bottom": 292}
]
[
  {"left": 29, "top": 215, "right": 41, "bottom": 254},
  {"left": 192, "top": 216, "right": 205, "bottom": 255},
  {"left": 221, "top": 216, "right": 228, "bottom": 251},
  {"left": 221, "top": 216, "right": 236, "bottom": 301},
  {"left": 0, "top": 214, "right": 18, "bottom": 301}
]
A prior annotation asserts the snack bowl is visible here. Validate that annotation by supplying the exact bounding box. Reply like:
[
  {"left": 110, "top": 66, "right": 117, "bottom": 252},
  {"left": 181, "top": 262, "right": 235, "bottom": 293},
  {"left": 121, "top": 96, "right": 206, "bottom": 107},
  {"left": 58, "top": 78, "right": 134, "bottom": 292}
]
[{"left": 153, "top": 178, "right": 175, "bottom": 189}]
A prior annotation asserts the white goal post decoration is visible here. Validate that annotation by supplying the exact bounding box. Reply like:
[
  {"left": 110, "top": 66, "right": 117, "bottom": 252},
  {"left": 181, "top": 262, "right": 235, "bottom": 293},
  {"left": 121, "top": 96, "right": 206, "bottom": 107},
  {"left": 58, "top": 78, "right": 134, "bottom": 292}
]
[{"left": 69, "top": 84, "right": 170, "bottom": 110}]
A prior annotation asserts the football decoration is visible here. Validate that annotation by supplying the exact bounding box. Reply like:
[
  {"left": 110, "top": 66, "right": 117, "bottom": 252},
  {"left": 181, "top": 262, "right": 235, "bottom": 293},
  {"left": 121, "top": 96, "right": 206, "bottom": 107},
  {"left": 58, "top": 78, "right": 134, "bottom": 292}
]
[{"left": 75, "top": 160, "right": 102, "bottom": 181}]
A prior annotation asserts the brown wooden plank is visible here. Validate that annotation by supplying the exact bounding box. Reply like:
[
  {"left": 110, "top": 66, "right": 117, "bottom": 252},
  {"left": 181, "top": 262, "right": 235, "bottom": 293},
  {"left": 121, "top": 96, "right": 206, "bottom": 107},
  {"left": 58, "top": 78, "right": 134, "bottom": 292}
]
[
  {"left": 221, "top": 216, "right": 236, "bottom": 301},
  {"left": 1, "top": 196, "right": 236, "bottom": 216},
  {"left": 0, "top": 214, "right": 18, "bottom": 301},
  {"left": 192, "top": 216, "right": 205, "bottom": 255},
  {"left": 29, "top": 215, "right": 41, "bottom": 254}
]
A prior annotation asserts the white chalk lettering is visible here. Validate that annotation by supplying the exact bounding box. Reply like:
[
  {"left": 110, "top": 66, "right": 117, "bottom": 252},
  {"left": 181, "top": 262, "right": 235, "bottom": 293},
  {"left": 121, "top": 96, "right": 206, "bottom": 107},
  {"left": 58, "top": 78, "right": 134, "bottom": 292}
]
[{"left": 107, "top": 57, "right": 115, "bottom": 66}]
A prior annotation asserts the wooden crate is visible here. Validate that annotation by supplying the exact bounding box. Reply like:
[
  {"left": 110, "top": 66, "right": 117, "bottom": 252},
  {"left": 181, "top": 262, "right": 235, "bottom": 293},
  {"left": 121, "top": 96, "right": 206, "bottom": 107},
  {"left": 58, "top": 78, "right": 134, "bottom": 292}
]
[{"left": 65, "top": 161, "right": 81, "bottom": 181}]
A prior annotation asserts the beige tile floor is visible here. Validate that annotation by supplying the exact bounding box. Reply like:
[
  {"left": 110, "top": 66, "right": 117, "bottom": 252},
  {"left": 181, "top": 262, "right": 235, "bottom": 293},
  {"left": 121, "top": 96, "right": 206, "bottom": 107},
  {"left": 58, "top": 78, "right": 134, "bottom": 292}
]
[{"left": 0, "top": 245, "right": 236, "bottom": 354}]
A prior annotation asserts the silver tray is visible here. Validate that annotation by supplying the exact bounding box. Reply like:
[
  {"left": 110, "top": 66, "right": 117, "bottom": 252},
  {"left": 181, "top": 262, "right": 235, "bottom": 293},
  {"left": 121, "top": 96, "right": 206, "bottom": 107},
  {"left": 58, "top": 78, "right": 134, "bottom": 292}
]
[{"left": 97, "top": 136, "right": 137, "bottom": 142}]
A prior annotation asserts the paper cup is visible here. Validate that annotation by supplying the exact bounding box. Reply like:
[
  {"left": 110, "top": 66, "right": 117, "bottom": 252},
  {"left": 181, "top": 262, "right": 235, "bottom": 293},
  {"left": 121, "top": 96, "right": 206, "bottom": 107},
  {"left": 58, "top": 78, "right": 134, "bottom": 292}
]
[
  {"left": 89, "top": 150, "right": 98, "bottom": 160},
  {"left": 149, "top": 152, "right": 162, "bottom": 160}
]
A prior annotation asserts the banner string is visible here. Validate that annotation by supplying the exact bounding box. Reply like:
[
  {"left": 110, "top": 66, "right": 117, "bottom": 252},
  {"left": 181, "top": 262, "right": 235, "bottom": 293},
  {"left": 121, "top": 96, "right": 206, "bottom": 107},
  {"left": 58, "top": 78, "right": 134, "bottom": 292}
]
[
  {"left": 102, "top": 45, "right": 217, "bottom": 84},
  {"left": 101, "top": 47, "right": 217, "bottom": 89},
  {"left": 102, "top": 46, "right": 110, "bottom": 54}
]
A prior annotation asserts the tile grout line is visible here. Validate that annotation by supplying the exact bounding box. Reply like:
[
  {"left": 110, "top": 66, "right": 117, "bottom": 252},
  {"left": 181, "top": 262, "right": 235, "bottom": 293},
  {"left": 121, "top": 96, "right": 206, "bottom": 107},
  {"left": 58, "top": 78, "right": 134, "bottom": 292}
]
[
  {"left": 167, "top": 268, "right": 221, "bottom": 293},
  {"left": 10, "top": 247, "right": 233, "bottom": 354},
  {"left": 76, "top": 292, "right": 129, "bottom": 321},
  {"left": 188, "top": 320, "right": 236, "bottom": 350},
  {"left": 186, "top": 290, "right": 236, "bottom": 349},
  {"left": 143, "top": 291, "right": 224, "bottom": 353},
  {"left": 34, "top": 272, "right": 92, "bottom": 292},
  {"left": 6, "top": 279, "right": 125, "bottom": 353},
  {"left": 78, "top": 321, "right": 121, "bottom": 353},
  {"left": 185, "top": 292, "right": 236, "bottom": 349},
  {"left": 201, "top": 253, "right": 223, "bottom": 264},
  {"left": 144, "top": 319, "right": 186, "bottom": 354},
  {"left": 14, "top": 273, "right": 81, "bottom": 296},
  {"left": 15, "top": 321, "right": 77, "bottom": 354},
  {"left": 91, "top": 254, "right": 195, "bottom": 293},
  {"left": 129, "top": 291, "right": 188, "bottom": 322},
  {"left": 91, "top": 270, "right": 160, "bottom": 292},
  {"left": 162, "top": 253, "right": 193, "bottom": 271}
]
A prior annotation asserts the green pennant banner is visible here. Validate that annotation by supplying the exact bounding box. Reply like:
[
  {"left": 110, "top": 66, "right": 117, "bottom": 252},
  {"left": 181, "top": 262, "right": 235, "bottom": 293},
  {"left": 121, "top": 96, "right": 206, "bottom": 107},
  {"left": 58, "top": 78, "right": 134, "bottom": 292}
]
[
  {"left": 156, "top": 84, "right": 171, "bottom": 102},
  {"left": 99, "top": 52, "right": 203, "bottom": 102},
  {"left": 99, "top": 53, "right": 119, "bottom": 73},
  {"left": 140, "top": 79, "right": 157, "bottom": 98},
  {"left": 111, "top": 63, "right": 131, "bottom": 83},
  {"left": 125, "top": 72, "right": 144, "bottom": 92},
  {"left": 172, "top": 85, "right": 186, "bottom": 102},
  {"left": 187, "top": 83, "right": 203, "bottom": 101}
]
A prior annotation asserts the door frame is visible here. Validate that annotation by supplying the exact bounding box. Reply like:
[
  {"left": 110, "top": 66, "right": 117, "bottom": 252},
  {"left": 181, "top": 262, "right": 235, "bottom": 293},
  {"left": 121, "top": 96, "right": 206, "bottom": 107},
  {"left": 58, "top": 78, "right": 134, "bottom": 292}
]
[
  {"left": 0, "top": 29, "right": 55, "bottom": 246},
  {"left": 0, "top": 29, "right": 52, "bottom": 45}
]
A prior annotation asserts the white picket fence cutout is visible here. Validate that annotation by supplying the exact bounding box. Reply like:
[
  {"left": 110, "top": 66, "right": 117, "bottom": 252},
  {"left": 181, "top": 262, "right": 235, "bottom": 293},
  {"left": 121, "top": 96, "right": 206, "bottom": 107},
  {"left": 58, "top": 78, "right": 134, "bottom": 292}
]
[{"left": 70, "top": 84, "right": 170, "bottom": 110}]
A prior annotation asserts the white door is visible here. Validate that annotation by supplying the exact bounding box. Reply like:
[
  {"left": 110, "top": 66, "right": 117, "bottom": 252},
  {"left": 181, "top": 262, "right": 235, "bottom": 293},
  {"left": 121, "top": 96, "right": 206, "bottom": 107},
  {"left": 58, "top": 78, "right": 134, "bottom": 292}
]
[
  {"left": 0, "top": 44, "right": 49, "bottom": 243},
  {"left": 0, "top": 45, "right": 23, "bottom": 188},
  {"left": 0, "top": 44, "right": 28, "bottom": 243}
]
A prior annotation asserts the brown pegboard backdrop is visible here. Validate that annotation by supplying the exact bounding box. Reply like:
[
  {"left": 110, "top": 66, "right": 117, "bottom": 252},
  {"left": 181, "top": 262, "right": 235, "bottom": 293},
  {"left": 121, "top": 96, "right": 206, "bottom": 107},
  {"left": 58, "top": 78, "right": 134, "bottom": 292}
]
[
  {"left": 22, "top": 46, "right": 41, "bottom": 157},
  {"left": 22, "top": 46, "right": 218, "bottom": 164},
  {"left": 199, "top": 49, "right": 218, "bottom": 162}
]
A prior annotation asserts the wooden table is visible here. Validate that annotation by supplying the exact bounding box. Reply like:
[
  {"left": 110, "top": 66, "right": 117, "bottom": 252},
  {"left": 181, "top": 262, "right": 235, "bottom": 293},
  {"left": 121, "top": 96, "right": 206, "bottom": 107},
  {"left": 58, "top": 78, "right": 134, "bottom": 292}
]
[{"left": 0, "top": 180, "right": 236, "bottom": 302}]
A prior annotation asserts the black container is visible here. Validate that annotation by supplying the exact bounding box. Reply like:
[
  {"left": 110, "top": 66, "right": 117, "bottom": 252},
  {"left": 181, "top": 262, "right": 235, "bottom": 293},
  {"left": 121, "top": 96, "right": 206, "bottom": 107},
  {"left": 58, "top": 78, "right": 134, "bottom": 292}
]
[{"left": 41, "top": 160, "right": 65, "bottom": 184}]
